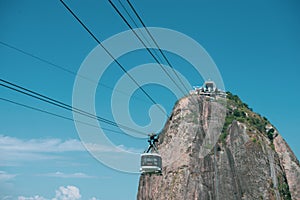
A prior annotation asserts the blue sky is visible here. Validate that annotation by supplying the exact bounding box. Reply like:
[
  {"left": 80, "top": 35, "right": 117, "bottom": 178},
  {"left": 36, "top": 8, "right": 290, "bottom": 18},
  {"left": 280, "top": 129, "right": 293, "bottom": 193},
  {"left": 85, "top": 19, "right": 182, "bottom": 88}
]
[{"left": 1, "top": 0, "right": 299, "bottom": 199}]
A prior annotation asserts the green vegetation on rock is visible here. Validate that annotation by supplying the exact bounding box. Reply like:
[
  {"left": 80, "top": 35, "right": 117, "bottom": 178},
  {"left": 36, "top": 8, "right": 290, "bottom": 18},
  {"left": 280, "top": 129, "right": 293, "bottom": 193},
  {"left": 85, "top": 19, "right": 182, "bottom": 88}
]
[
  {"left": 221, "top": 92, "right": 273, "bottom": 143},
  {"left": 278, "top": 175, "right": 292, "bottom": 200}
]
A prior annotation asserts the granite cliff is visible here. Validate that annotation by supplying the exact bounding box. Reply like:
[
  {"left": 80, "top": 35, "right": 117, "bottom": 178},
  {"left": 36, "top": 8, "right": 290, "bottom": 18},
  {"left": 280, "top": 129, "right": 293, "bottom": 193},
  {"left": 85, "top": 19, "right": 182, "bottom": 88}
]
[{"left": 137, "top": 92, "right": 300, "bottom": 200}]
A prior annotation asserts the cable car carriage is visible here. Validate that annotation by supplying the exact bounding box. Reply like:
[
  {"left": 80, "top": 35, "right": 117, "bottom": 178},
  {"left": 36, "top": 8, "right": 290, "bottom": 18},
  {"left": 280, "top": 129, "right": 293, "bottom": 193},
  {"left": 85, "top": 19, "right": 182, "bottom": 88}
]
[{"left": 140, "top": 133, "right": 162, "bottom": 175}]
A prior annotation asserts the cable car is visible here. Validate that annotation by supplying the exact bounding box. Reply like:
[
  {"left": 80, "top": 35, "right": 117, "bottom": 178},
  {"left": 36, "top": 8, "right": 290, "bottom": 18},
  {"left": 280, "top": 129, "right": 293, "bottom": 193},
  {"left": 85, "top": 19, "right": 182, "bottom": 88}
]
[{"left": 140, "top": 133, "right": 162, "bottom": 175}]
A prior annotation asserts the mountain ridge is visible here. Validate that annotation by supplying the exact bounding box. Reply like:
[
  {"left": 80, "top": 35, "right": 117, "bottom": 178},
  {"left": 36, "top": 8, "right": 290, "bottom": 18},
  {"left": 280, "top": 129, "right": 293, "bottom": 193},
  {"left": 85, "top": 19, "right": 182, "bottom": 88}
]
[{"left": 137, "top": 91, "right": 300, "bottom": 200}]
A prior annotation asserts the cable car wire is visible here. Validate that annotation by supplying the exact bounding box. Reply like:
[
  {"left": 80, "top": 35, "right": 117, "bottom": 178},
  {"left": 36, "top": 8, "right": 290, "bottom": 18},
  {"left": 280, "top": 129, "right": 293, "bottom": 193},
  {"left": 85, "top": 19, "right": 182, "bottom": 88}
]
[
  {"left": 114, "top": 0, "right": 189, "bottom": 96},
  {"left": 110, "top": 0, "right": 200, "bottom": 108},
  {"left": 0, "top": 41, "right": 78, "bottom": 78},
  {"left": 0, "top": 82, "right": 118, "bottom": 129},
  {"left": 0, "top": 79, "right": 144, "bottom": 135},
  {"left": 0, "top": 41, "right": 150, "bottom": 104},
  {"left": 0, "top": 97, "right": 125, "bottom": 135},
  {"left": 120, "top": 0, "right": 200, "bottom": 107},
  {"left": 0, "top": 78, "right": 146, "bottom": 136},
  {"left": 59, "top": 0, "right": 168, "bottom": 117},
  {"left": 108, "top": 0, "right": 187, "bottom": 97},
  {"left": 125, "top": 0, "right": 191, "bottom": 94},
  {"left": 118, "top": 0, "right": 192, "bottom": 95},
  {"left": 116, "top": 0, "right": 163, "bottom": 64}
]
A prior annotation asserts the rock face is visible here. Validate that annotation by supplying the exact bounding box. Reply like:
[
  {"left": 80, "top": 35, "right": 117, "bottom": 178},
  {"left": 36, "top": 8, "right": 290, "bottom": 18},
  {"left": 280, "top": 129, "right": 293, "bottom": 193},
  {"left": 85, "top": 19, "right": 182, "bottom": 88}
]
[
  {"left": 274, "top": 135, "right": 300, "bottom": 199},
  {"left": 137, "top": 94, "right": 300, "bottom": 200}
]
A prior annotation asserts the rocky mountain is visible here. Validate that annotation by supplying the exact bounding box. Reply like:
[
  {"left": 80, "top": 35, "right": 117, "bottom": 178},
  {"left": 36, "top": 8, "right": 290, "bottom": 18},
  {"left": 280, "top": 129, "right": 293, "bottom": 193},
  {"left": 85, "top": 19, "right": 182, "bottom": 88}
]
[{"left": 137, "top": 92, "right": 300, "bottom": 200}]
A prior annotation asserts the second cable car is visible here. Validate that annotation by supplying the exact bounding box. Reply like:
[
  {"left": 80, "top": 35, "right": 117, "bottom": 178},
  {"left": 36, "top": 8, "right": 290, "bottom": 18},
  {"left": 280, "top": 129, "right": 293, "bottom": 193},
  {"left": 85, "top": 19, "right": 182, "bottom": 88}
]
[{"left": 140, "top": 133, "right": 162, "bottom": 175}]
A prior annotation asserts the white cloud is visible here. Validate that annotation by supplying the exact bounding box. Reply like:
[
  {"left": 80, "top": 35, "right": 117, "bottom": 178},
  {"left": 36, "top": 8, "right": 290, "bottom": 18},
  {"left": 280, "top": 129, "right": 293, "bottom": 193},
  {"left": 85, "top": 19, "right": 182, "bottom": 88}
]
[
  {"left": 18, "top": 195, "right": 47, "bottom": 200},
  {"left": 1, "top": 196, "right": 13, "bottom": 200},
  {"left": 0, "top": 135, "right": 84, "bottom": 153},
  {"left": 0, "top": 135, "right": 139, "bottom": 165},
  {"left": 0, "top": 135, "right": 141, "bottom": 154},
  {"left": 84, "top": 143, "right": 143, "bottom": 154},
  {"left": 0, "top": 172, "right": 16, "bottom": 199},
  {"left": 18, "top": 185, "right": 84, "bottom": 200},
  {"left": 52, "top": 186, "right": 81, "bottom": 200},
  {"left": 0, "top": 135, "right": 84, "bottom": 165},
  {"left": 0, "top": 171, "right": 16, "bottom": 181},
  {"left": 40, "top": 172, "right": 95, "bottom": 179},
  {"left": 89, "top": 197, "right": 99, "bottom": 200},
  {"left": 84, "top": 143, "right": 122, "bottom": 153}
]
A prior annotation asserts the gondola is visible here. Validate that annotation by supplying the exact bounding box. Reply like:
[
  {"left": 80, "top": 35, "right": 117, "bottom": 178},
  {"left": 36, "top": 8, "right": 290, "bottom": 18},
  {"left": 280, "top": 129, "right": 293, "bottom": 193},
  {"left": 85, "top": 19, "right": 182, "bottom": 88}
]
[{"left": 140, "top": 133, "right": 162, "bottom": 175}]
